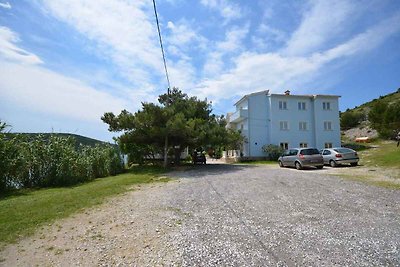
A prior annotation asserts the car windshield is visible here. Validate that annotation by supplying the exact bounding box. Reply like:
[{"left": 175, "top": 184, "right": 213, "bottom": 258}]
[
  {"left": 300, "top": 148, "right": 320, "bottom": 155},
  {"left": 333, "top": 148, "right": 354, "bottom": 153}
]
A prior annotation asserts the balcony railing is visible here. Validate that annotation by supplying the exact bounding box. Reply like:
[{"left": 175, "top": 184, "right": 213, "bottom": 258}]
[{"left": 230, "top": 109, "right": 248, "bottom": 123}]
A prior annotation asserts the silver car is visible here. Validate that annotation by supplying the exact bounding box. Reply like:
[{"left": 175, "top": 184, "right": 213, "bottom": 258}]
[
  {"left": 321, "top": 147, "right": 359, "bottom": 167},
  {"left": 278, "top": 148, "right": 324, "bottom": 170}
]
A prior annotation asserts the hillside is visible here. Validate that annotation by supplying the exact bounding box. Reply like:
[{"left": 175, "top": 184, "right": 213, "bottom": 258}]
[
  {"left": 341, "top": 88, "right": 400, "bottom": 141},
  {"left": 342, "top": 88, "right": 400, "bottom": 116},
  {"left": 5, "top": 133, "right": 115, "bottom": 148}
]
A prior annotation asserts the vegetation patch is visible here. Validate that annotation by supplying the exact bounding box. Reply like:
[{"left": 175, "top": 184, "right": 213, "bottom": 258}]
[
  {"left": 334, "top": 173, "right": 400, "bottom": 190},
  {"left": 0, "top": 166, "right": 168, "bottom": 248},
  {"left": 1, "top": 121, "right": 124, "bottom": 192},
  {"left": 359, "top": 141, "right": 400, "bottom": 169}
]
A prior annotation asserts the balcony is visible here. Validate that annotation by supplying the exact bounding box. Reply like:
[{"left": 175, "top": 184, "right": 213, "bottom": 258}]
[{"left": 230, "top": 109, "right": 248, "bottom": 123}]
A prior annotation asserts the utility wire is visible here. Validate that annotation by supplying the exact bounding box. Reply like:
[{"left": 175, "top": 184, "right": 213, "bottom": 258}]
[{"left": 152, "top": 0, "right": 171, "bottom": 95}]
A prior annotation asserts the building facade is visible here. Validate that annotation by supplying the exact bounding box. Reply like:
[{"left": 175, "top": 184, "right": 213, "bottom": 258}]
[{"left": 226, "top": 90, "right": 341, "bottom": 158}]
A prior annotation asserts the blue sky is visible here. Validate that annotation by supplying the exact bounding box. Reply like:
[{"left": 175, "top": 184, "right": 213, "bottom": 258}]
[{"left": 0, "top": 0, "right": 399, "bottom": 141}]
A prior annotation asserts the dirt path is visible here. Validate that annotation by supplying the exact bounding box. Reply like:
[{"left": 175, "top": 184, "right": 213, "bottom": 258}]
[
  {"left": 1, "top": 164, "right": 399, "bottom": 266},
  {"left": 0, "top": 182, "right": 184, "bottom": 266}
]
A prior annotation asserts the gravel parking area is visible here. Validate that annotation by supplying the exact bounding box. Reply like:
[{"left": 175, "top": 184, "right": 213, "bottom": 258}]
[{"left": 1, "top": 164, "right": 399, "bottom": 266}]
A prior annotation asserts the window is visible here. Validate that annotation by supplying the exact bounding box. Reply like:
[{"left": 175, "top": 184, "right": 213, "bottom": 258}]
[
  {"left": 299, "top": 121, "right": 307, "bottom": 131},
  {"left": 324, "top": 121, "right": 332, "bottom": 131},
  {"left": 280, "top": 142, "right": 289, "bottom": 150},
  {"left": 325, "top": 143, "right": 333, "bottom": 148},
  {"left": 300, "top": 148, "right": 320, "bottom": 155},
  {"left": 279, "top": 101, "right": 287, "bottom": 110},
  {"left": 322, "top": 150, "right": 331, "bottom": 155},
  {"left": 280, "top": 121, "right": 289, "bottom": 130},
  {"left": 299, "top": 143, "right": 308, "bottom": 148},
  {"left": 323, "top": 102, "right": 331, "bottom": 110},
  {"left": 298, "top": 102, "right": 306, "bottom": 110}
]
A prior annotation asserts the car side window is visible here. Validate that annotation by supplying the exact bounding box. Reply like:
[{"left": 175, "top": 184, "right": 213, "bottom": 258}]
[
  {"left": 290, "top": 149, "right": 298, "bottom": 156},
  {"left": 323, "top": 150, "right": 331, "bottom": 155},
  {"left": 283, "top": 150, "right": 290, "bottom": 156}
]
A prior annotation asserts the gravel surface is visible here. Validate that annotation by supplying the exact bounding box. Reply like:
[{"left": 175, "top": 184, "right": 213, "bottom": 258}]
[{"left": 1, "top": 164, "right": 399, "bottom": 266}]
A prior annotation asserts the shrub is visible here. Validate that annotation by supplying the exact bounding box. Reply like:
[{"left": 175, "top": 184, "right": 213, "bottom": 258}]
[
  {"left": 369, "top": 100, "right": 400, "bottom": 139},
  {"left": 340, "top": 111, "right": 365, "bottom": 130},
  {"left": 262, "top": 144, "right": 284, "bottom": 161},
  {"left": 0, "top": 121, "right": 124, "bottom": 192}
]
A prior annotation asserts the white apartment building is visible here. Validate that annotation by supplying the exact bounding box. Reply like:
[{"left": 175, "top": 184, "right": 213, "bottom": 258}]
[{"left": 227, "top": 90, "right": 341, "bottom": 158}]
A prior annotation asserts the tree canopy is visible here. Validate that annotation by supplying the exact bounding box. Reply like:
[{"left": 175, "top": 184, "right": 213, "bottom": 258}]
[
  {"left": 368, "top": 99, "right": 400, "bottom": 138},
  {"left": 101, "top": 88, "right": 242, "bottom": 165}
]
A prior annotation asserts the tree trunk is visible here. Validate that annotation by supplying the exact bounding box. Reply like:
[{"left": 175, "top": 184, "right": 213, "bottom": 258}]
[{"left": 163, "top": 135, "right": 168, "bottom": 168}]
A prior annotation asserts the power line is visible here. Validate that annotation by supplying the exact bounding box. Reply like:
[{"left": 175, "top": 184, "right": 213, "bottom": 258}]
[{"left": 152, "top": 0, "right": 171, "bottom": 95}]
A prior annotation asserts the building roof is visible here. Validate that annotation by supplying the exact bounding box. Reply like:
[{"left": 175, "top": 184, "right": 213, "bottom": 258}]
[
  {"left": 233, "top": 90, "right": 340, "bottom": 106},
  {"left": 234, "top": 90, "right": 269, "bottom": 106},
  {"left": 270, "top": 93, "right": 341, "bottom": 98}
]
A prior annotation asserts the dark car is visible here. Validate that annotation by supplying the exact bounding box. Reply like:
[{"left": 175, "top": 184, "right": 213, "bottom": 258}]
[
  {"left": 192, "top": 151, "right": 206, "bottom": 165},
  {"left": 278, "top": 148, "right": 324, "bottom": 170}
]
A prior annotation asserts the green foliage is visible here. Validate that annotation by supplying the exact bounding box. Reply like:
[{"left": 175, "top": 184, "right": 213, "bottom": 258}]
[
  {"left": 102, "top": 88, "right": 243, "bottom": 165},
  {"left": 368, "top": 99, "right": 400, "bottom": 138},
  {"left": 0, "top": 121, "right": 124, "bottom": 192},
  {"left": 5, "top": 133, "right": 110, "bottom": 148},
  {"left": 340, "top": 111, "right": 365, "bottom": 129},
  {"left": 340, "top": 89, "right": 400, "bottom": 133},
  {"left": 262, "top": 144, "right": 284, "bottom": 161}
]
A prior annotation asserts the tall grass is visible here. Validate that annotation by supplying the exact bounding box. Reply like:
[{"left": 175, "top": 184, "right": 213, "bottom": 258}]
[{"left": 0, "top": 124, "right": 124, "bottom": 192}]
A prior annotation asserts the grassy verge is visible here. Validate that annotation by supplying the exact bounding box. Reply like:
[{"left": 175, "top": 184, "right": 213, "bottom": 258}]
[
  {"left": 333, "top": 173, "right": 400, "bottom": 190},
  {"left": 359, "top": 140, "right": 400, "bottom": 168},
  {"left": 0, "top": 166, "right": 170, "bottom": 247}
]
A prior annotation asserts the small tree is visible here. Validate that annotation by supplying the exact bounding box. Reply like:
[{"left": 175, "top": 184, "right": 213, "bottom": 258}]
[
  {"left": 102, "top": 88, "right": 242, "bottom": 166},
  {"left": 369, "top": 100, "right": 400, "bottom": 138},
  {"left": 262, "top": 144, "right": 284, "bottom": 161},
  {"left": 340, "top": 111, "right": 364, "bottom": 130}
]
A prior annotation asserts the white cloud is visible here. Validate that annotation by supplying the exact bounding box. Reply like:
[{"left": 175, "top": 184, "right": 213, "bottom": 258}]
[
  {"left": 40, "top": 0, "right": 164, "bottom": 87},
  {"left": 0, "top": 1, "right": 11, "bottom": 9},
  {"left": 257, "top": 24, "right": 286, "bottom": 44},
  {"left": 197, "top": 12, "right": 400, "bottom": 101},
  {"left": 216, "top": 25, "right": 249, "bottom": 52},
  {"left": 166, "top": 20, "right": 206, "bottom": 49},
  {"left": 0, "top": 62, "right": 129, "bottom": 122},
  {"left": 0, "top": 26, "right": 131, "bottom": 122},
  {"left": 0, "top": 27, "right": 43, "bottom": 64},
  {"left": 284, "top": 0, "right": 355, "bottom": 56},
  {"left": 203, "top": 51, "right": 224, "bottom": 77},
  {"left": 202, "top": 25, "right": 248, "bottom": 77},
  {"left": 200, "top": 0, "right": 243, "bottom": 22}
]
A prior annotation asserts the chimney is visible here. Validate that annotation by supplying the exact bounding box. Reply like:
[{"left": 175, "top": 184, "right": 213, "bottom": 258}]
[{"left": 284, "top": 90, "right": 291, "bottom": 95}]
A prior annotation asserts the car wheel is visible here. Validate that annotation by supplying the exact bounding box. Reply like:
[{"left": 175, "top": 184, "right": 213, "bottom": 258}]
[
  {"left": 295, "top": 162, "right": 302, "bottom": 170},
  {"left": 316, "top": 165, "right": 323, "bottom": 169},
  {"left": 329, "top": 160, "right": 337, "bottom": 167},
  {"left": 278, "top": 160, "right": 284, "bottom": 167},
  {"left": 350, "top": 162, "right": 358, "bottom": 166}
]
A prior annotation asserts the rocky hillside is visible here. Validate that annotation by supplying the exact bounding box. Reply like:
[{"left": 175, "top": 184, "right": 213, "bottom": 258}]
[{"left": 341, "top": 88, "right": 400, "bottom": 141}]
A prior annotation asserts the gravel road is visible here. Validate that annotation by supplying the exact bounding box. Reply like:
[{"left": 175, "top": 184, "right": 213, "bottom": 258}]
[{"left": 1, "top": 164, "right": 399, "bottom": 266}]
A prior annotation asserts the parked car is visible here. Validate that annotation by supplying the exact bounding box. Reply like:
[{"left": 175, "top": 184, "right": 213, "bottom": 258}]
[
  {"left": 278, "top": 148, "right": 324, "bottom": 170},
  {"left": 320, "top": 147, "right": 359, "bottom": 167},
  {"left": 192, "top": 151, "right": 206, "bottom": 165}
]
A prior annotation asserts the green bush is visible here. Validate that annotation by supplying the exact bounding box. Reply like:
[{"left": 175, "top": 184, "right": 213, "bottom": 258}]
[
  {"left": 369, "top": 100, "right": 400, "bottom": 139},
  {"left": 0, "top": 122, "right": 124, "bottom": 192},
  {"left": 340, "top": 111, "right": 365, "bottom": 130},
  {"left": 262, "top": 144, "right": 284, "bottom": 161}
]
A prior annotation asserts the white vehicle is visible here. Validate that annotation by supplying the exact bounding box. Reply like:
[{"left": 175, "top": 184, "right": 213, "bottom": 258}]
[{"left": 320, "top": 148, "right": 359, "bottom": 167}]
